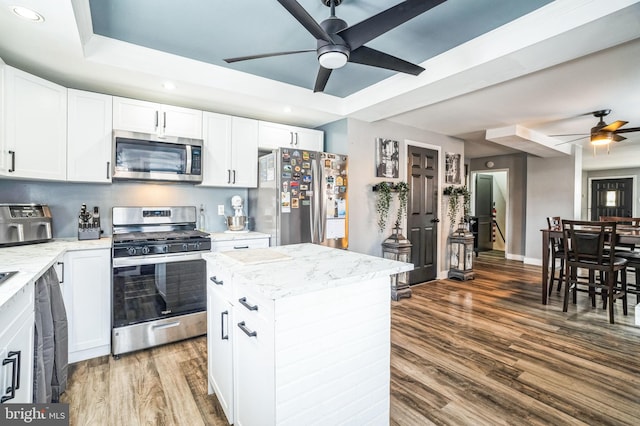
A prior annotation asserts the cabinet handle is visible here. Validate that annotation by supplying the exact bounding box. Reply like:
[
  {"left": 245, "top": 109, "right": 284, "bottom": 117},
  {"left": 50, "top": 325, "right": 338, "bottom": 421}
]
[
  {"left": 227, "top": 169, "right": 231, "bottom": 184},
  {"left": 238, "top": 297, "right": 258, "bottom": 311},
  {"left": 233, "top": 246, "right": 249, "bottom": 250},
  {"left": 8, "top": 150, "right": 15, "bottom": 173},
  {"left": 237, "top": 321, "right": 257, "bottom": 338},
  {"left": 1, "top": 352, "right": 19, "bottom": 403},
  {"left": 295, "top": 132, "right": 299, "bottom": 146},
  {"left": 155, "top": 111, "right": 159, "bottom": 129},
  {"left": 106, "top": 161, "right": 111, "bottom": 179},
  {"left": 163, "top": 111, "right": 167, "bottom": 131},
  {"left": 232, "top": 170, "right": 236, "bottom": 184},
  {"left": 221, "top": 311, "right": 229, "bottom": 340},
  {"left": 290, "top": 131, "right": 294, "bottom": 146},
  {"left": 209, "top": 276, "right": 224, "bottom": 285},
  {"left": 57, "top": 261, "right": 65, "bottom": 284}
]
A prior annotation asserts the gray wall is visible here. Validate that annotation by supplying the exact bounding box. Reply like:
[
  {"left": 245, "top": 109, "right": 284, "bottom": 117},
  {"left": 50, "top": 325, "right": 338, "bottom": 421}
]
[
  {"left": 0, "top": 179, "right": 247, "bottom": 237},
  {"left": 524, "top": 154, "right": 578, "bottom": 265},
  {"left": 320, "top": 117, "right": 464, "bottom": 278}
]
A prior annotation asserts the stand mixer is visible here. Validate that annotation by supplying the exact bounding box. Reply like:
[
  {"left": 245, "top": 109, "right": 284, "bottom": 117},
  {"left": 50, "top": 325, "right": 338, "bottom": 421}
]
[{"left": 225, "top": 195, "right": 249, "bottom": 232}]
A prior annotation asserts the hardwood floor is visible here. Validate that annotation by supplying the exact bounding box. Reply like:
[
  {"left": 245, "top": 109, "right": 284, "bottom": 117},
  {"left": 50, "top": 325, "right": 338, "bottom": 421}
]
[{"left": 62, "top": 252, "right": 640, "bottom": 425}]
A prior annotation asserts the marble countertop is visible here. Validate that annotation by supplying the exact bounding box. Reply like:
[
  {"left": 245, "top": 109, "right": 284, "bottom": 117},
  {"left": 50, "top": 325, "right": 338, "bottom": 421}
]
[
  {"left": 0, "top": 237, "right": 111, "bottom": 308},
  {"left": 208, "top": 231, "right": 270, "bottom": 241},
  {"left": 203, "top": 243, "right": 413, "bottom": 300}
]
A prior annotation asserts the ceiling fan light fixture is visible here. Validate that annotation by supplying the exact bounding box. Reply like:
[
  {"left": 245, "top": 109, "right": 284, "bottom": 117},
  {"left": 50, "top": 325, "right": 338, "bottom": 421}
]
[
  {"left": 318, "top": 51, "right": 348, "bottom": 69},
  {"left": 590, "top": 131, "right": 613, "bottom": 146}
]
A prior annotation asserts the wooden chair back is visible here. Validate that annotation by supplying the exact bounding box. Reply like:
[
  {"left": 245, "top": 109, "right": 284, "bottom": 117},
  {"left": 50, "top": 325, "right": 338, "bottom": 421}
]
[{"left": 562, "top": 220, "right": 615, "bottom": 268}]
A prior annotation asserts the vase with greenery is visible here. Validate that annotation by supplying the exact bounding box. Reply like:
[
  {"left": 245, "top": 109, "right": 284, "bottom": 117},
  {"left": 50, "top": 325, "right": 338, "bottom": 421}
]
[
  {"left": 443, "top": 185, "right": 471, "bottom": 227},
  {"left": 394, "top": 181, "right": 409, "bottom": 227},
  {"left": 375, "top": 181, "right": 393, "bottom": 232}
]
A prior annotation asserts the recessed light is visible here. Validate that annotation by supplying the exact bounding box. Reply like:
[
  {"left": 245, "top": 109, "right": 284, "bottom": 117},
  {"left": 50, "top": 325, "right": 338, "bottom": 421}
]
[
  {"left": 162, "top": 81, "right": 176, "bottom": 90},
  {"left": 12, "top": 6, "right": 45, "bottom": 22}
]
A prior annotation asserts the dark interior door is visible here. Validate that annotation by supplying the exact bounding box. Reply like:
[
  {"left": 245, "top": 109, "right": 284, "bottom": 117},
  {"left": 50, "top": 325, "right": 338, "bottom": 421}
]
[
  {"left": 407, "top": 145, "right": 438, "bottom": 284},
  {"left": 475, "top": 174, "right": 493, "bottom": 252},
  {"left": 591, "top": 178, "right": 633, "bottom": 220}
]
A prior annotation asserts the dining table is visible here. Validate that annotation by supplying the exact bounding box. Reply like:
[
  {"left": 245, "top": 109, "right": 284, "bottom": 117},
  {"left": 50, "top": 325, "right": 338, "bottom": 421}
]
[{"left": 540, "top": 224, "right": 640, "bottom": 304}]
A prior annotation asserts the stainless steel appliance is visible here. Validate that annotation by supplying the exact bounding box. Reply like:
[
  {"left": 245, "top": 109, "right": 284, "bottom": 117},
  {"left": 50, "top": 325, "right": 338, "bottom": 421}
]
[
  {"left": 248, "top": 149, "right": 348, "bottom": 249},
  {"left": 0, "top": 204, "right": 52, "bottom": 246},
  {"left": 112, "top": 130, "right": 203, "bottom": 183},
  {"left": 111, "top": 206, "right": 211, "bottom": 357}
]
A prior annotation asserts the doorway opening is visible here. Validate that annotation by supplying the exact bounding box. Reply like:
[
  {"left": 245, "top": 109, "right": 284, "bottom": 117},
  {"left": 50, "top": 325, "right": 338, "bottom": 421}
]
[{"left": 470, "top": 170, "right": 508, "bottom": 257}]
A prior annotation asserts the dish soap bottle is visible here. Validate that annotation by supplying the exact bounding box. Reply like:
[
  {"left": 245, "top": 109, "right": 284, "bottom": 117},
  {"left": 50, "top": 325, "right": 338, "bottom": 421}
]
[{"left": 199, "top": 204, "right": 206, "bottom": 232}]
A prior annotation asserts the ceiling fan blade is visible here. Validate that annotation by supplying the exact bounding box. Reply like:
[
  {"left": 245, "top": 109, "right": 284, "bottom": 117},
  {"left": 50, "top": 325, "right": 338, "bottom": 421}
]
[
  {"left": 277, "top": 0, "right": 334, "bottom": 44},
  {"left": 349, "top": 46, "right": 424, "bottom": 75},
  {"left": 601, "top": 120, "right": 628, "bottom": 132},
  {"left": 314, "top": 66, "right": 333, "bottom": 93},
  {"left": 549, "top": 133, "right": 589, "bottom": 137},
  {"left": 613, "top": 134, "right": 627, "bottom": 142},
  {"left": 555, "top": 136, "right": 587, "bottom": 146},
  {"left": 224, "top": 49, "right": 315, "bottom": 63},
  {"left": 614, "top": 126, "right": 640, "bottom": 134},
  {"left": 338, "top": 0, "right": 446, "bottom": 50}
]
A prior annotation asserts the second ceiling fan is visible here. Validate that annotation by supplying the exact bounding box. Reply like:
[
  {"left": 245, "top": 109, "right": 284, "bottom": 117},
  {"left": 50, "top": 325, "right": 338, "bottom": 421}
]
[{"left": 224, "top": 0, "right": 446, "bottom": 93}]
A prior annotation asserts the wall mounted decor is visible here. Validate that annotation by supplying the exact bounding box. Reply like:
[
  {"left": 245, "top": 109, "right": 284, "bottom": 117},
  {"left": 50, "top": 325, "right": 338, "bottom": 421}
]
[
  {"left": 445, "top": 152, "right": 461, "bottom": 184},
  {"left": 375, "top": 138, "right": 399, "bottom": 178}
]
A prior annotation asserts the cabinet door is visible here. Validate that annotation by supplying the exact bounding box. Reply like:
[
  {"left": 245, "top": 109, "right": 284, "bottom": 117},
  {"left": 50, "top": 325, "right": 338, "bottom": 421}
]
[
  {"left": 258, "top": 121, "right": 294, "bottom": 151},
  {"left": 230, "top": 117, "right": 258, "bottom": 188},
  {"left": 112, "top": 96, "right": 159, "bottom": 134},
  {"left": 201, "top": 111, "right": 232, "bottom": 186},
  {"left": 162, "top": 104, "right": 203, "bottom": 139},
  {"left": 63, "top": 249, "right": 111, "bottom": 363},
  {"left": 67, "top": 89, "right": 113, "bottom": 182},
  {"left": 233, "top": 294, "right": 275, "bottom": 426},
  {"left": 0, "top": 313, "right": 34, "bottom": 404},
  {"left": 207, "top": 285, "right": 234, "bottom": 424},
  {"left": 2, "top": 66, "right": 67, "bottom": 180},
  {"left": 295, "top": 127, "right": 324, "bottom": 151}
]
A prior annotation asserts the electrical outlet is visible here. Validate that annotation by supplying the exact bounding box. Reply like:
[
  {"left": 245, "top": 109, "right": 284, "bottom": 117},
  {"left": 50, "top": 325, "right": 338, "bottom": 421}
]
[{"left": 218, "top": 205, "right": 225, "bottom": 216}]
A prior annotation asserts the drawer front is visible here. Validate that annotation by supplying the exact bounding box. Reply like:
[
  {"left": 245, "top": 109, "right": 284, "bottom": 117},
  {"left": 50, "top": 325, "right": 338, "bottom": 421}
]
[{"left": 211, "top": 238, "right": 269, "bottom": 252}]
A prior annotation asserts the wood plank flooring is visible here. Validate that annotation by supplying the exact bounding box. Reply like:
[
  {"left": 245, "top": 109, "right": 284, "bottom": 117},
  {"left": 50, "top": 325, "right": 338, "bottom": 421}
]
[{"left": 61, "top": 252, "right": 640, "bottom": 425}]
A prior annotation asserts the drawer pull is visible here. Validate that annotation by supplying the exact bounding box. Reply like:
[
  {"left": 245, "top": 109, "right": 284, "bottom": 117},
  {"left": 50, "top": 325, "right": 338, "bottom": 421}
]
[
  {"left": 152, "top": 321, "right": 180, "bottom": 330},
  {"left": 233, "top": 245, "right": 249, "bottom": 250},
  {"left": 209, "top": 276, "right": 224, "bottom": 285},
  {"left": 237, "top": 321, "right": 257, "bottom": 338},
  {"left": 239, "top": 297, "right": 258, "bottom": 311},
  {"left": 221, "top": 311, "right": 229, "bottom": 340}
]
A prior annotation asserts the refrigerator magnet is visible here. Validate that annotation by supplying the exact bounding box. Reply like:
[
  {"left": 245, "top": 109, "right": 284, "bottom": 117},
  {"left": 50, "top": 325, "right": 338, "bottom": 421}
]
[
  {"left": 302, "top": 151, "right": 310, "bottom": 160},
  {"left": 290, "top": 181, "right": 299, "bottom": 188},
  {"left": 284, "top": 165, "right": 292, "bottom": 172},
  {"left": 282, "top": 172, "right": 291, "bottom": 179},
  {"left": 293, "top": 172, "right": 302, "bottom": 180},
  {"left": 281, "top": 192, "right": 291, "bottom": 213},
  {"left": 303, "top": 175, "right": 312, "bottom": 183},
  {"left": 292, "top": 198, "right": 299, "bottom": 208}
]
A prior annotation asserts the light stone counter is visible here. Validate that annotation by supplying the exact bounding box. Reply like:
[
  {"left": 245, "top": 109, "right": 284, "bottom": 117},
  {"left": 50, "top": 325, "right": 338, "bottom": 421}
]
[
  {"left": 0, "top": 238, "right": 111, "bottom": 308},
  {"left": 202, "top": 243, "right": 413, "bottom": 300}
]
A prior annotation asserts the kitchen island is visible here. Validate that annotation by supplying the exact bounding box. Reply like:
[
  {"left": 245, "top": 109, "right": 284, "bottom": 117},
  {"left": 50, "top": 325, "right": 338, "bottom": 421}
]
[{"left": 203, "top": 243, "right": 413, "bottom": 426}]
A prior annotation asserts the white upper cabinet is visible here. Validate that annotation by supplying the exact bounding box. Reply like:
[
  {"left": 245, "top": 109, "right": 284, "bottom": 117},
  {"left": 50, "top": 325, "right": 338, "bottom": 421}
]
[
  {"left": 258, "top": 120, "right": 324, "bottom": 152},
  {"left": 112, "top": 96, "right": 203, "bottom": 139},
  {"left": 201, "top": 112, "right": 258, "bottom": 187},
  {"left": 0, "top": 65, "right": 67, "bottom": 180},
  {"left": 67, "top": 89, "right": 113, "bottom": 183}
]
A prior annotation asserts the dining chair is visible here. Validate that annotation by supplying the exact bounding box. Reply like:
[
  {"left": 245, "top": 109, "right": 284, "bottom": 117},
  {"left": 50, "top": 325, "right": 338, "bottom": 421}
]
[
  {"left": 611, "top": 217, "right": 640, "bottom": 304},
  {"left": 546, "top": 216, "right": 564, "bottom": 296},
  {"left": 562, "top": 220, "right": 628, "bottom": 324}
]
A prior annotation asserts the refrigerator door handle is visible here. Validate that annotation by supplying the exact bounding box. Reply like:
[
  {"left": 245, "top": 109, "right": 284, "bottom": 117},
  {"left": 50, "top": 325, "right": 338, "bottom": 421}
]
[{"left": 311, "top": 158, "right": 321, "bottom": 244}]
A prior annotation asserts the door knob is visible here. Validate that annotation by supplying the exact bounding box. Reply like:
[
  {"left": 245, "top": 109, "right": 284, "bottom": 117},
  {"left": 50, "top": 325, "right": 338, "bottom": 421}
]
[{"left": 431, "top": 218, "right": 440, "bottom": 223}]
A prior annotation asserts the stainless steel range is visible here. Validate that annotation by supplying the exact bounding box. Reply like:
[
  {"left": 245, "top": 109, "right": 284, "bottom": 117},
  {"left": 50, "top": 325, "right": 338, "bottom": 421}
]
[{"left": 111, "top": 206, "right": 211, "bottom": 357}]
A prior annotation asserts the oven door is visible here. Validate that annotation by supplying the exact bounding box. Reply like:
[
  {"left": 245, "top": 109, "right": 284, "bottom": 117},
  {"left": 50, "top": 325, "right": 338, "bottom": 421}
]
[{"left": 112, "top": 253, "right": 206, "bottom": 328}]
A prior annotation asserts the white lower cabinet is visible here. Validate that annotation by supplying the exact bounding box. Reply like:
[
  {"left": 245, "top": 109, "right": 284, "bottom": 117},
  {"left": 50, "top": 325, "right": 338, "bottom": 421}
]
[
  {"left": 62, "top": 248, "right": 111, "bottom": 363},
  {"left": 0, "top": 282, "right": 34, "bottom": 404},
  {"left": 206, "top": 258, "right": 390, "bottom": 426},
  {"left": 207, "top": 272, "right": 235, "bottom": 424}
]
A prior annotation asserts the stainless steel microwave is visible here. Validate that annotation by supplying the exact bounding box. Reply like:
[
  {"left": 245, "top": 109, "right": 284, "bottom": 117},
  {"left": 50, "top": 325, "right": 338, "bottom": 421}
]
[{"left": 112, "top": 130, "right": 203, "bottom": 183}]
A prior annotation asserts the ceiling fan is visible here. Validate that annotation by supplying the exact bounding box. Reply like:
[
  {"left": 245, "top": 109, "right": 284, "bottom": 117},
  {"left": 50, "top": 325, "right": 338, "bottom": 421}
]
[
  {"left": 554, "top": 109, "right": 640, "bottom": 147},
  {"left": 224, "top": 0, "right": 446, "bottom": 93}
]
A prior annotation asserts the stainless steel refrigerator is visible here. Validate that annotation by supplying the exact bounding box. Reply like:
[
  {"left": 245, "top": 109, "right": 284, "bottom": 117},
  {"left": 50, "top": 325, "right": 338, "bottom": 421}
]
[{"left": 248, "top": 148, "right": 348, "bottom": 249}]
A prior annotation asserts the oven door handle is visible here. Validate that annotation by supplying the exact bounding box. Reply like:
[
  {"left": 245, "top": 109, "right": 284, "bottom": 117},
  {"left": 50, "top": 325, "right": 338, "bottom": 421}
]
[{"left": 112, "top": 252, "right": 204, "bottom": 267}]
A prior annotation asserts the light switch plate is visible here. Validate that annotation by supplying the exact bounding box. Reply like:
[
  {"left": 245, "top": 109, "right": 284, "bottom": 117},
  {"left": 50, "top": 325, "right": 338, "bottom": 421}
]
[{"left": 218, "top": 205, "right": 225, "bottom": 215}]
